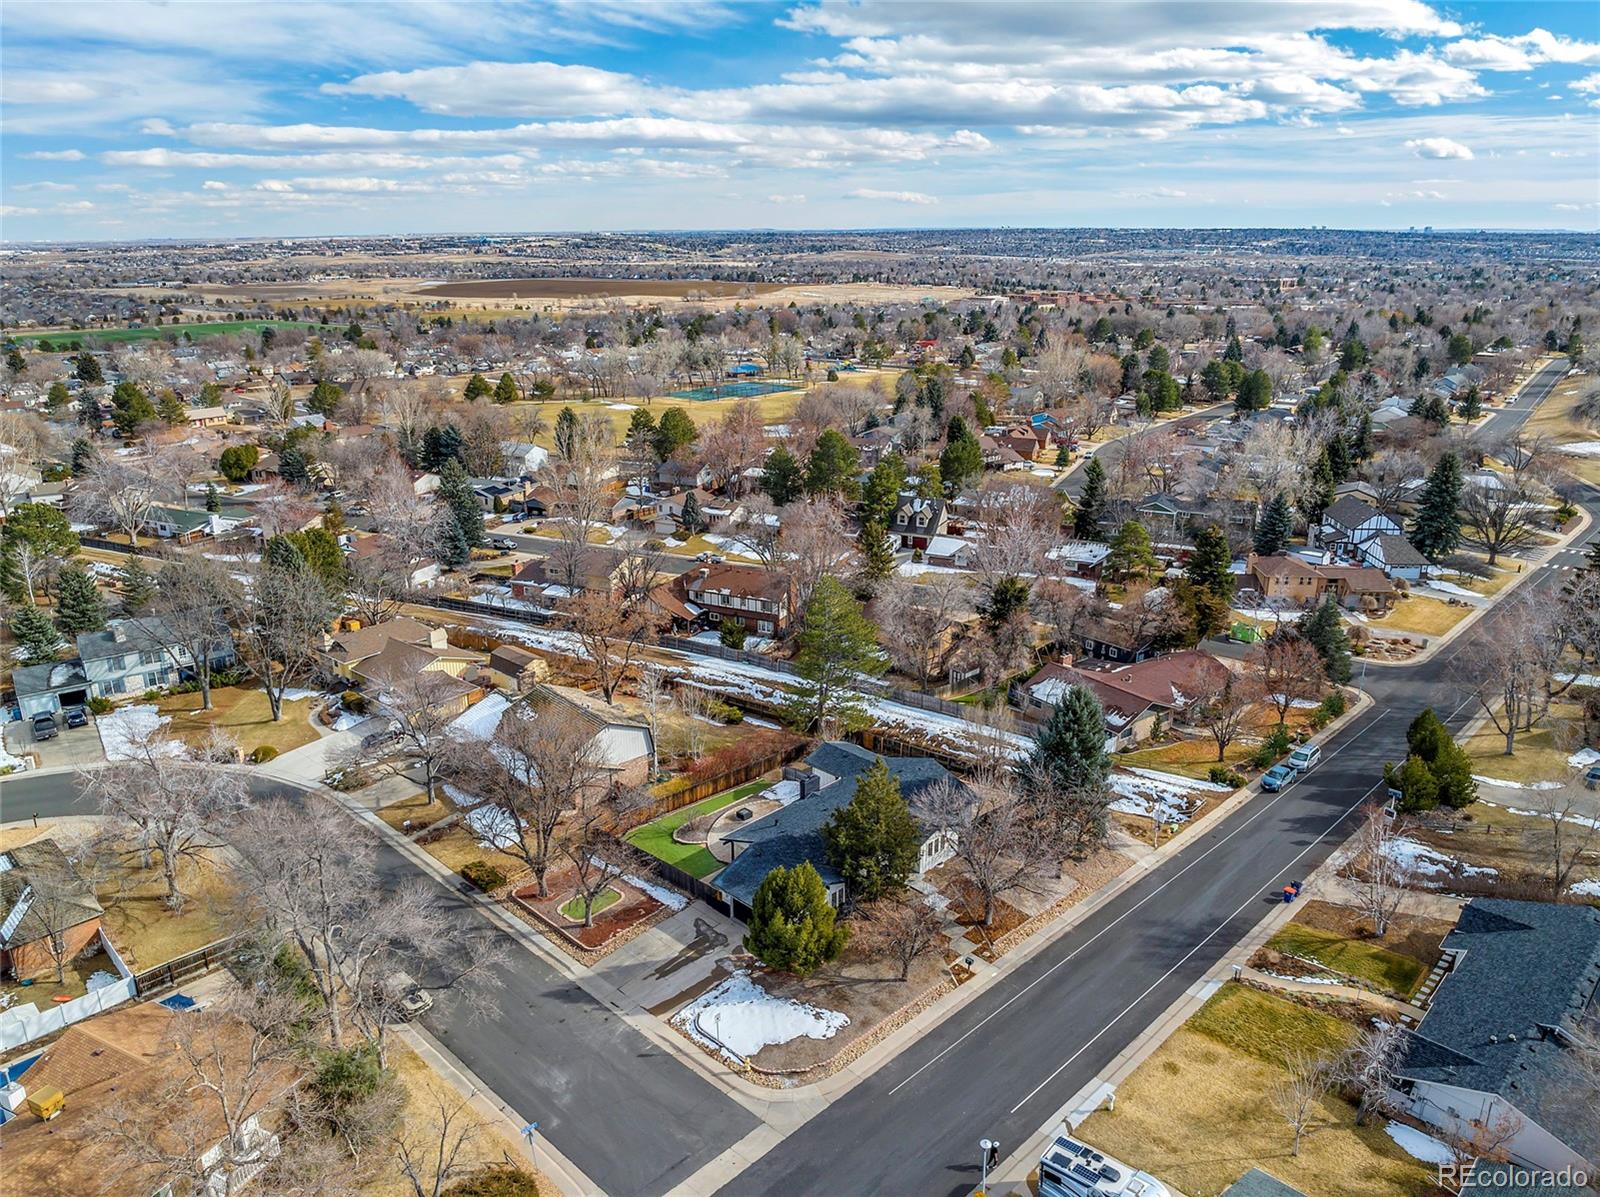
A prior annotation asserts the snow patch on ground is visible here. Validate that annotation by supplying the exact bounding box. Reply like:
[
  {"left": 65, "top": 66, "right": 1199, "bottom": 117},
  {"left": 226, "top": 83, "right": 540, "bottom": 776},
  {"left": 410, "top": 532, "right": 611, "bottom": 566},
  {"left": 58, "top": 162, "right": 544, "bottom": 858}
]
[
  {"left": 1569, "top": 878, "right": 1600, "bottom": 896},
  {"left": 98, "top": 704, "right": 183, "bottom": 761},
  {"left": 674, "top": 971, "right": 848, "bottom": 1062},
  {"left": 1420, "top": 580, "right": 1481, "bottom": 599},
  {"left": 85, "top": 970, "right": 121, "bottom": 992},
  {"left": 1384, "top": 1122, "right": 1455, "bottom": 1165},
  {"left": 1558, "top": 441, "right": 1600, "bottom": 457},
  {"left": 1570, "top": 748, "right": 1600, "bottom": 767},
  {"left": 621, "top": 872, "right": 688, "bottom": 911},
  {"left": 280, "top": 688, "right": 323, "bottom": 702},
  {"left": 1383, "top": 837, "right": 1498, "bottom": 880},
  {"left": 460, "top": 800, "right": 523, "bottom": 851},
  {"left": 0, "top": 744, "right": 29, "bottom": 772},
  {"left": 332, "top": 712, "right": 367, "bottom": 732},
  {"left": 1472, "top": 775, "right": 1563, "bottom": 790},
  {"left": 1260, "top": 970, "right": 1341, "bottom": 986}
]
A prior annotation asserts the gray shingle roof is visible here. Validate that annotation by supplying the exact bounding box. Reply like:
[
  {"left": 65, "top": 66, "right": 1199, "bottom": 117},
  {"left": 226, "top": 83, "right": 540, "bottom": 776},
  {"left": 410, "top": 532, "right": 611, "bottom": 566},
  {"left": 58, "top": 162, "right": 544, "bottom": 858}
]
[
  {"left": 75, "top": 618, "right": 181, "bottom": 662},
  {"left": 1396, "top": 899, "right": 1600, "bottom": 1162},
  {"left": 1373, "top": 533, "right": 1429, "bottom": 568},
  {"left": 715, "top": 741, "right": 957, "bottom": 908}
]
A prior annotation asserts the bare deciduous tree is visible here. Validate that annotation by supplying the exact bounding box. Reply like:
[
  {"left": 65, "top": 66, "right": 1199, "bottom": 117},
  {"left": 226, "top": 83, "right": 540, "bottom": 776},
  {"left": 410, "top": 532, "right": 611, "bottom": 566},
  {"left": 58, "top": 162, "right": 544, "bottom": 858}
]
[
  {"left": 389, "top": 1090, "right": 511, "bottom": 1197},
  {"left": 563, "top": 590, "right": 661, "bottom": 703},
  {"left": 1190, "top": 671, "right": 1258, "bottom": 762},
  {"left": 781, "top": 498, "right": 858, "bottom": 613},
  {"left": 1248, "top": 633, "right": 1325, "bottom": 726},
  {"left": 1527, "top": 782, "right": 1600, "bottom": 897},
  {"left": 856, "top": 895, "right": 945, "bottom": 981},
  {"left": 375, "top": 671, "right": 472, "bottom": 803},
  {"left": 1336, "top": 1021, "right": 1407, "bottom": 1127},
  {"left": 1347, "top": 802, "right": 1413, "bottom": 936},
  {"left": 872, "top": 574, "right": 973, "bottom": 687},
  {"left": 70, "top": 456, "right": 160, "bottom": 546},
  {"left": 128, "top": 552, "right": 241, "bottom": 711},
  {"left": 921, "top": 774, "right": 1057, "bottom": 927},
  {"left": 1270, "top": 1048, "right": 1337, "bottom": 1156}
]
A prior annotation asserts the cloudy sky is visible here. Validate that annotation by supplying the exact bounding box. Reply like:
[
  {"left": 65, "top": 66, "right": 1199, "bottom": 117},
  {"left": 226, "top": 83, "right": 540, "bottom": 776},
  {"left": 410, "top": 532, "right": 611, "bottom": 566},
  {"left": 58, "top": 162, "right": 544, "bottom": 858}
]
[{"left": 3, "top": 0, "right": 1598, "bottom": 240}]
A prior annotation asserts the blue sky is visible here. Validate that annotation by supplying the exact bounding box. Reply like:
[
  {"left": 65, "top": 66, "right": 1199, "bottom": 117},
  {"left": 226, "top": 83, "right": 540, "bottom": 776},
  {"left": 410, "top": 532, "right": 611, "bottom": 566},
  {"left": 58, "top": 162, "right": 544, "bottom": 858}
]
[{"left": 3, "top": 1, "right": 1598, "bottom": 240}]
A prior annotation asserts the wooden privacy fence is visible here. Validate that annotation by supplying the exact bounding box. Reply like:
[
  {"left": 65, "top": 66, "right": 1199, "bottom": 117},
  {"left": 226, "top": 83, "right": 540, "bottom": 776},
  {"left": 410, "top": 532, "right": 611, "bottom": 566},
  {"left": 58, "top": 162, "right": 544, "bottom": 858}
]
[
  {"left": 131, "top": 934, "right": 242, "bottom": 998},
  {"left": 629, "top": 741, "right": 811, "bottom": 827}
]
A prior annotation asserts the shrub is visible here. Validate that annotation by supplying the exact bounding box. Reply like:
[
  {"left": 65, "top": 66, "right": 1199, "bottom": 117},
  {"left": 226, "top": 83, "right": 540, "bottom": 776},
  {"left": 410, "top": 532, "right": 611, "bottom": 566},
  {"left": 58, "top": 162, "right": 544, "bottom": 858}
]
[
  {"left": 1208, "top": 765, "right": 1247, "bottom": 788},
  {"left": 718, "top": 617, "right": 748, "bottom": 650},
  {"left": 270, "top": 943, "right": 324, "bottom": 1007},
  {"left": 826, "top": 368, "right": 839, "bottom": 381},
  {"left": 444, "top": 1167, "right": 544, "bottom": 1197},
  {"left": 88, "top": 696, "right": 114, "bottom": 715},
  {"left": 460, "top": 860, "right": 506, "bottom": 892},
  {"left": 1250, "top": 726, "right": 1292, "bottom": 768},
  {"left": 325, "top": 765, "right": 371, "bottom": 792},
  {"left": 706, "top": 697, "right": 743, "bottom": 725},
  {"left": 248, "top": 745, "right": 280, "bottom": 764},
  {"left": 341, "top": 689, "right": 367, "bottom": 715},
  {"left": 744, "top": 862, "right": 848, "bottom": 975}
]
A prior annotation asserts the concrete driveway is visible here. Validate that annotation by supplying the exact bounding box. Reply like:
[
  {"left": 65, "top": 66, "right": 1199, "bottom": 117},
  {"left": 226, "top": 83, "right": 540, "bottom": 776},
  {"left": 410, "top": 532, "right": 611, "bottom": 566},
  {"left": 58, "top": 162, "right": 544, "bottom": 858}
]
[
  {"left": 3, "top": 716, "right": 107, "bottom": 770},
  {"left": 591, "top": 905, "right": 743, "bottom": 1012}
]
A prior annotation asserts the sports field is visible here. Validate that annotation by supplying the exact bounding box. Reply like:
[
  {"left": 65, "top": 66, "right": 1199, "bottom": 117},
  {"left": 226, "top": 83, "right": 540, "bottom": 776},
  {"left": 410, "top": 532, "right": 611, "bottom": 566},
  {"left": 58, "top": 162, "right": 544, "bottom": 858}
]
[
  {"left": 16, "top": 319, "right": 324, "bottom": 348},
  {"left": 669, "top": 380, "right": 799, "bottom": 401}
]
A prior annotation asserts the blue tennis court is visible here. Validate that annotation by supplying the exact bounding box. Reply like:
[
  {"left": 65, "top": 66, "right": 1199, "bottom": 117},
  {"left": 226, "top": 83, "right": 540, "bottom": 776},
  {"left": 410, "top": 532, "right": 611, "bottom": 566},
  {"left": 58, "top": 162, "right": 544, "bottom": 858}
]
[{"left": 669, "top": 380, "right": 796, "bottom": 401}]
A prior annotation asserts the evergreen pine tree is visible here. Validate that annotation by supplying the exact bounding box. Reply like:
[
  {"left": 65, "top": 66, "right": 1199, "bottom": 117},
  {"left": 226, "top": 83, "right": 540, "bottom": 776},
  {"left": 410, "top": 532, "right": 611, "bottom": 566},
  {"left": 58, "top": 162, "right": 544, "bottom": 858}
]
[
  {"left": 1072, "top": 456, "right": 1109, "bottom": 540},
  {"left": 784, "top": 576, "right": 885, "bottom": 734},
  {"left": 205, "top": 482, "right": 221, "bottom": 513},
  {"left": 1297, "top": 596, "right": 1353, "bottom": 684},
  {"left": 462, "top": 372, "right": 492, "bottom": 401},
  {"left": 1105, "top": 520, "right": 1158, "bottom": 583},
  {"left": 743, "top": 863, "right": 849, "bottom": 976},
  {"left": 1458, "top": 385, "right": 1483, "bottom": 420},
  {"left": 157, "top": 389, "right": 187, "bottom": 425},
  {"left": 822, "top": 758, "right": 921, "bottom": 902},
  {"left": 679, "top": 490, "right": 706, "bottom": 535},
  {"left": 1027, "top": 684, "right": 1112, "bottom": 796},
  {"left": 1254, "top": 492, "right": 1293, "bottom": 556},
  {"left": 11, "top": 603, "right": 64, "bottom": 663},
  {"left": 1325, "top": 433, "right": 1351, "bottom": 483},
  {"left": 54, "top": 566, "right": 108, "bottom": 636},
  {"left": 860, "top": 453, "right": 906, "bottom": 527},
  {"left": 1409, "top": 452, "right": 1463, "bottom": 562},
  {"left": 1185, "top": 524, "right": 1235, "bottom": 601},
  {"left": 1300, "top": 449, "right": 1335, "bottom": 522},
  {"left": 857, "top": 520, "right": 896, "bottom": 584},
  {"left": 938, "top": 420, "right": 983, "bottom": 495},
  {"left": 760, "top": 445, "right": 804, "bottom": 506},
  {"left": 436, "top": 513, "right": 471, "bottom": 568},
  {"left": 69, "top": 436, "right": 96, "bottom": 474},
  {"left": 554, "top": 407, "right": 579, "bottom": 461},
  {"left": 264, "top": 535, "right": 309, "bottom": 572},
  {"left": 279, "top": 444, "right": 310, "bottom": 485},
  {"left": 119, "top": 557, "right": 157, "bottom": 612},
  {"left": 493, "top": 372, "right": 520, "bottom": 404},
  {"left": 77, "top": 387, "right": 102, "bottom": 430},
  {"left": 1350, "top": 412, "right": 1374, "bottom": 461},
  {"left": 438, "top": 458, "right": 485, "bottom": 556},
  {"left": 805, "top": 429, "right": 861, "bottom": 498}
]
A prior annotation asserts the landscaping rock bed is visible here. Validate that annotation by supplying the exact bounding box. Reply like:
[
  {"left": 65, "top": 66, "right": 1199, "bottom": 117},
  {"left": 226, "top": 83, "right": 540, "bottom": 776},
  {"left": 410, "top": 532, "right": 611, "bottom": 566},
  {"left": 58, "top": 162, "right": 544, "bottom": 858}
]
[{"left": 510, "top": 870, "right": 671, "bottom": 953}]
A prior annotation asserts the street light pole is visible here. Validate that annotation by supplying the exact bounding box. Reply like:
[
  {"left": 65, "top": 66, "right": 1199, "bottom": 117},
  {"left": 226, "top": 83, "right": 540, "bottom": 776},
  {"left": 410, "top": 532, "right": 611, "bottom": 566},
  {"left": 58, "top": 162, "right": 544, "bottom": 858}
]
[{"left": 979, "top": 1138, "right": 995, "bottom": 1193}]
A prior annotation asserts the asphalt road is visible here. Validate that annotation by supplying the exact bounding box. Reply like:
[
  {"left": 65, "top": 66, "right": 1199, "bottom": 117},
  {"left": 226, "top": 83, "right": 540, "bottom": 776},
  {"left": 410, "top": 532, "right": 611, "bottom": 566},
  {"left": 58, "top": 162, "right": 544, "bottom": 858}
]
[
  {"left": 1, "top": 360, "right": 1579, "bottom": 1197},
  {"left": 0, "top": 771, "right": 760, "bottom": 1197},
  {"left": 715, "top": 357, "right": 1586, "bottom": 1197}
]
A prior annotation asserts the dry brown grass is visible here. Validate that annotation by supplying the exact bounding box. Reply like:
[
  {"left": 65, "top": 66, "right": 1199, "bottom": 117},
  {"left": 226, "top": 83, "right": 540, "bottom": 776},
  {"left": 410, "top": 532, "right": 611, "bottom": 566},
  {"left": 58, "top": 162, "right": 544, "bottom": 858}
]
[
  {"left": 1459, "top": 700, "right": 1588, "bottom": 784},
  {"left": 1075, "top": 986, "right": 1431, "bottom": 1197},
  {"left": 156, "top": 686, "right": 320, "bottom": 757},
  {"left": 1374, "top": 594, "right": 1472, "bottom": 637},
  {"left": 97, "top": 847, "right": 234, "bottom": 972}
]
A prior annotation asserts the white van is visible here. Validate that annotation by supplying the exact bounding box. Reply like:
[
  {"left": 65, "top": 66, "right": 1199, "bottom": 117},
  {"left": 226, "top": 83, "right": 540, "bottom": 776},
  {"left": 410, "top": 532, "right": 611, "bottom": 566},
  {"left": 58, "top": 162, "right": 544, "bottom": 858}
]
[{"left": 1288, "top": 742, "right": 1322, "bottom": 773}]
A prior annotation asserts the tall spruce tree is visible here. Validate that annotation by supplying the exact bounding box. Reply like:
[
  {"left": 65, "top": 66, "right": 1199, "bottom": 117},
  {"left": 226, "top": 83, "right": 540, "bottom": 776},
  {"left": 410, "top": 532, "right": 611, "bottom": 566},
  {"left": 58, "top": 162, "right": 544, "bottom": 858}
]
[
  {"left": 437, "top": 458, "right": 485, "bottom": 562},
  {"left": 760, "top": 445, "right": 804, "bottom": 506},
  {"left": 1409, "top": 452, "right": 1463, "bottom": 562},
  {"left": 1185, "top": 524, "right": 1234, "bottom": 600},
  {"left": 743, "top": 863, "right": 849, "bottom": 976},
  {"left": 784, "top": 576, "right": 885, "bottom": 734},
  {"left": 1254, "top": 492, "right": 1294, "bottom": 556},
  {"left": 857, "top": 520, "right": 896, "bottom": 584},
  {"left": 679, "top": 490, "right": 706, "bottom": 535},
  {"left": 1073, "top": 456, "right": 1108, "bottom": 540},
  {"left": 54, "top": 566, "right": 107, "bottom": 636},
  {"left": 1027, "top": 684, "right": 1112, "bottom": 795},
  {"left": 119, "top": 556, "right": 157, "bottom": 613},
  {"left": 11, "top": 603, "right": 64, "bottom": 663},
  {"left": 1298, "top": 596, "right": 1353, "bottom": 684},
  {"left": 822, "top": 758, "right": 921, "bottom": 902}
]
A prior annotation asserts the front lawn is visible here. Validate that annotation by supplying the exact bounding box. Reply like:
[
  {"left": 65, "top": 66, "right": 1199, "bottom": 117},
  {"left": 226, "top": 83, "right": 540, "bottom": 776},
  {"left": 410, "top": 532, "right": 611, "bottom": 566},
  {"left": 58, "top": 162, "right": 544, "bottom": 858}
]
[
  {"left": 1118, "top": 736, "right": 1252, "bottom": 780},
  {"left": 156, "top": 686, "right": 319, "bottom": 757},
  {"left": 1459, "top": 699, "right": 1588, "bottom": 784},
  {"left": 624, "top": 779, "right": 771, "bottom": 878},
  {"left": 1076, "top": 985, "right": 1429, "bottom": 1197},
  {"left": 97, "top": 848, "right": 234, "bottom": 972},
  {"left": 1376, "top": 594, "right": 1471, "bottom": 637},
  {"left": 1264, "top": 924, "right": 1426, "bottom": 998}
]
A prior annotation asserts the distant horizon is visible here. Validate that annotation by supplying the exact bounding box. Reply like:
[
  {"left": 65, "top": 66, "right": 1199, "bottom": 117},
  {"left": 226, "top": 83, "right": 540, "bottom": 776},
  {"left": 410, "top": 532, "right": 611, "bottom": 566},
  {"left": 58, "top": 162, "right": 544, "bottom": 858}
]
[
  {"left": 5, "top": 223, "right": 1596, "bottom": 250},
  {"left": 3, "top": 1, "right": 1597, "bottom": 239}
]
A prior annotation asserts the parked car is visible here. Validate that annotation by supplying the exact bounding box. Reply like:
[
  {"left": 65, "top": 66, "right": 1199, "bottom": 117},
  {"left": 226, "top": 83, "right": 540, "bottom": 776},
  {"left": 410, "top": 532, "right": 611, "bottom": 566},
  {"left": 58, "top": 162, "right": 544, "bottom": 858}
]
[
  {"left": 30, "top": 713, "right": 58, "bottom": 741},
  {"left": 62, "top": 705, "right": 89, "bottom": 728},
  {"left": 1287, "top": 743, "right": 1322, "bottom": 772},
  {"left": 375, "top": 970, "right": 433, "bottom": 1021},
  {"left": 491, "top": 537, "right": 518, "bottom": 551},
  {"left": 1261, "top": 763, "right": 1298, "bottom": 792}
]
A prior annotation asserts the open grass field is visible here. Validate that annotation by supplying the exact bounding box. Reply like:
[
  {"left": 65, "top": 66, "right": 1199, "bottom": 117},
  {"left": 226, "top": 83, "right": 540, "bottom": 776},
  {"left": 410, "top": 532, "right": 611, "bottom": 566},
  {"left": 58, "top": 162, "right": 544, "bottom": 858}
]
[
  {"left": 1524, "top": 371, "right": 1600, "bottom": 485},
  {"left": 419, "top": 277, "right": 786, "bottom": 300},
  {"left": 1076, "top": 985, "right": 1429, "bottom": 1197},
  {"left": 1264, "top": 923, "right": 1426, "bottom": 997},
  {"left": 155, "top": 686, "right": 319, "bottom": 758},
  {"left": 16, "top": 319, "right": 323, "bottom": 348},
  {"left": 624, "top": 779, "right": 770, "bottom": 878}
]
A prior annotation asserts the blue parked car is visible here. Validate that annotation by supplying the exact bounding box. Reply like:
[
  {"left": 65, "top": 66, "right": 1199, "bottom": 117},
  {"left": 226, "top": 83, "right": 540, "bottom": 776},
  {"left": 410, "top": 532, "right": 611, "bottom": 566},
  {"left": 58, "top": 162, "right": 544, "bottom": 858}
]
[{"left": 1261, "top": 764, "right": 1298, "bottom": 792}]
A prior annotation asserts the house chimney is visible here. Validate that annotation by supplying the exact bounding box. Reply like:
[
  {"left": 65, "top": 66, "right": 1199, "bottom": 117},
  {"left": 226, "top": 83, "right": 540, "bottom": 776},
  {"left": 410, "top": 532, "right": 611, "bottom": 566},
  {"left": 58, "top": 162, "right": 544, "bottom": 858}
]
[
  {"left": 111, "top": 622, "right": 127, "bottom": 644},
  {"left": 1058, "top": 652, "right": 1074, "bottom": 668}
]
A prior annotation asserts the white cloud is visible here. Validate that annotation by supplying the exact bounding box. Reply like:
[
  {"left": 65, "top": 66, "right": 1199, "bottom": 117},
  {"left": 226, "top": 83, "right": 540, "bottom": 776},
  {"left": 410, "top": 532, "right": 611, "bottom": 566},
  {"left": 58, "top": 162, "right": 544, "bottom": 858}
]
[
  {"left": 20, "top": 148, "right": 85, "bottom": 161},
  {"left": 1444, "top": 29, "right": 1600, "bottom": 71},
  {"left": 767, "top": 193, "right": 806, "bottom": 203},
  {"left": 1406, "top": 136, "right": 1473, "bottom": 160},
  {"left": 201, "top": 180, "right": 229, "bottom": 190},
  {"left": 324, "top": 61, "right": 659, "bottom": 117},
  {"left": 846, "top": 187, "right": 937, "bottom": 204}
]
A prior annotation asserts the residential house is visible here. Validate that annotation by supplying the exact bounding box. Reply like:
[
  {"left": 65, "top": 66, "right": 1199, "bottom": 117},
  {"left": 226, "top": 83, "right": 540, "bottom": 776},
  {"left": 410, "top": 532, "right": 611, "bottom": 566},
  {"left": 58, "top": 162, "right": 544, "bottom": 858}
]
[
  {"left": 657, "top": 459, "right": 716, "bottom": 493},
  {"left": 1390, "top": 899, "right": 1600, "bottom": 1172},
  {"left": 183, "top": 405, "right": 230, "bottom": 428},
  {"left": 669, "top": 562, "right": 796, "bottom": 638},
  {"left": 993, "top": 424, "right": 1054, "bottom": 463},
  {"left": 345, "top": 533, "right": 442, "bottom": 589},
  {"left": 484, "top": 644, "right": 549, "bottom": 693},
  {"left": 1315, "top": 495, "right": 1401, "bottom": 558},
  {"left": 978, "top": 434, "right": 1031, "bottom": 470},
  {"left": 502, "top": 442, "right": 550, "bottom": 477},
  {"left": 1245, "top": 553, "right": 1398, "bottom": 612},
  {"left": 458, "top": 684, "right": 653, "bottom": 786},
  {"left": 889, "top": 494, "right": 949, "bottom": 549},
  {"left": 354, "top": 639, "right": 483, "bottom": 719},
  {"left": 1014, "top": 650, "right": 1231, "bottom": 745},
  {"left": 0, "top": 839, "right": 105, "bottom": 981},
  {"left": 924, "top": 535, "right": 976, "bottom": 569},
  {"left": 13, "top": 618, "right": 237, "bottom": 719},
  {"left": 848, "top": 426, "right": 900, "bottom": 468},
  {"left": 1074, "top": 614, "right": 1160, "bottom": 663},
  {"left": 1360, "top": 534, "right": 1430, "bottom": 582},
  {"left": 1133, "top": 493, "right": 1259, "bottom": 542},
  {"left": 715, "top": 742, "right": 966, "bottom": 920},
  {"left": 319, "top": 617, "right": 456, "bottom": 680},
  {"left": 247, "top": 451, "right": 280, "bottom": 482},
  {"left": 1044, "top": 540, "right": 1109, "bottom": 582},
  {"left": 0, "top": 1003, "right": 301, "bottom": 1197},
  {"left": 654, "top": 487, "right": 718, "bottom": 534},
  {"left": 141, "top": 505, "right": 240, "bottom": 544},
  {"left": 507, "top": 550, "right": 658, "bottom": 606}
]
